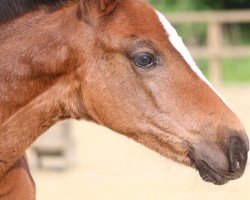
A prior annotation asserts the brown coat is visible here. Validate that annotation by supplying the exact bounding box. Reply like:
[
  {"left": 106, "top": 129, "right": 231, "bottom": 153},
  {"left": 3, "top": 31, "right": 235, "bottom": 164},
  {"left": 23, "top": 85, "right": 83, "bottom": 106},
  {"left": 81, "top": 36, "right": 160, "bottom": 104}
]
[{"left": 0, "top": 0, "right": 248, "bottom": 199}]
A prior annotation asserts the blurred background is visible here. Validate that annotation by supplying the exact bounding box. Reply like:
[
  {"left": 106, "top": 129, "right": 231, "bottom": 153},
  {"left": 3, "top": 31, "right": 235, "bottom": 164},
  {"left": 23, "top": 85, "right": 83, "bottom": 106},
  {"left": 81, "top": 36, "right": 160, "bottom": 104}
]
[{"left": 28, "top": 0, "right": 250, "bottom": 199}]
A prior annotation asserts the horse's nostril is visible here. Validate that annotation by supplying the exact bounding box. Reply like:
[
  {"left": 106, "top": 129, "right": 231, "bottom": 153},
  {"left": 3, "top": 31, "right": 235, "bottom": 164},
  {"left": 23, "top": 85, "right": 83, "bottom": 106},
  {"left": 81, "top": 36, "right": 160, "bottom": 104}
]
[{"left": 228, "top": 136, "right": 248, "bottom": 174}]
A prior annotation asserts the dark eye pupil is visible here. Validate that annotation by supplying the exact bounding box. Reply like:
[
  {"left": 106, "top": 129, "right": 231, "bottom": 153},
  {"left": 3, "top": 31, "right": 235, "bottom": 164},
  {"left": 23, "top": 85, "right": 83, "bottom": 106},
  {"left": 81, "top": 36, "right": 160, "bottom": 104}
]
[
  {"left": 133, "top": 53, "right": 155, "bottom": 68},
  {"left": 141, "top": 55, "right": 151, "bottom": 65}
]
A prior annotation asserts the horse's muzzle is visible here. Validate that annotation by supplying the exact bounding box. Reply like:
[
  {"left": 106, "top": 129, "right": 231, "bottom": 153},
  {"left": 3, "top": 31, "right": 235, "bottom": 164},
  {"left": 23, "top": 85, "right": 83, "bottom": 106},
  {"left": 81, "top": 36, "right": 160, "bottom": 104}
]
[{"left": 189, "top": 135, "right": 249, "bottom": 185}]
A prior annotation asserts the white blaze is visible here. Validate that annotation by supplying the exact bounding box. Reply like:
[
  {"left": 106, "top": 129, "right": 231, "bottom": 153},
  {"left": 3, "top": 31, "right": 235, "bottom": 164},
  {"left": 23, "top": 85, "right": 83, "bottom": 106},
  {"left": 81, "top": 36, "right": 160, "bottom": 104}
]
[{"left": 156, "top": 10, "right": 232, "bottom": 110}]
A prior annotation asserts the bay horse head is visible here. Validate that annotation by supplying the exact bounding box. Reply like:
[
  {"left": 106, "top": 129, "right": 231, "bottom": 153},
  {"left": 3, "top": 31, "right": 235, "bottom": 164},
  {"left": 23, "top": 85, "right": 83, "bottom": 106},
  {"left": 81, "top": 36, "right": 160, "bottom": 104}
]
[
  {"left": 0, "top": 0, "right": 248, "bottom": 188},
  {"left": 73, "top": 0, "right": 248, "bottom": 185}
]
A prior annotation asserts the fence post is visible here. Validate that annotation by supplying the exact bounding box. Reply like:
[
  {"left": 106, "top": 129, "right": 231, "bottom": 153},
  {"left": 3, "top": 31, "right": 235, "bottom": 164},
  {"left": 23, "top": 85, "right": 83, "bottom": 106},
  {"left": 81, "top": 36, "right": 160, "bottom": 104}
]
[{"left": 208, "top": 22, "right": 222, "bottom": 86}]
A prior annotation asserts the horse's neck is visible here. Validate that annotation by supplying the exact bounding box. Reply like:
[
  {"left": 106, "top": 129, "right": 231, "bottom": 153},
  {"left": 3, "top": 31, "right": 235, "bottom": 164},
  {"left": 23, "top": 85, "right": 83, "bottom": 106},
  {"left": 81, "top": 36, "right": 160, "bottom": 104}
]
[
  {"left": 0, "top": 4, "right": 81, "bottom": 123},
  {"left": 0, "top": 3, "right": 89, "bottom": 178}
]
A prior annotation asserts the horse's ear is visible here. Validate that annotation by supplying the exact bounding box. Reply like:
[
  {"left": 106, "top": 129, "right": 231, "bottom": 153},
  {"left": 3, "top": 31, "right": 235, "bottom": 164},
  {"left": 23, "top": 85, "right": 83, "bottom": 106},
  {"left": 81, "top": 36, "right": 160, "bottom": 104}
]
[{"left": 79, "top": 0, "right": 119, "bottom": 25}]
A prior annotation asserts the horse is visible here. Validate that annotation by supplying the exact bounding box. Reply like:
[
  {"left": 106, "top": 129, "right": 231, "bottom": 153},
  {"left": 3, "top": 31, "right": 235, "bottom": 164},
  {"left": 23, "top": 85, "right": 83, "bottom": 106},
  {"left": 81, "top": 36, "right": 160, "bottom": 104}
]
[{"left": 0, "top": 0, "right": 249, "bottom": 199}]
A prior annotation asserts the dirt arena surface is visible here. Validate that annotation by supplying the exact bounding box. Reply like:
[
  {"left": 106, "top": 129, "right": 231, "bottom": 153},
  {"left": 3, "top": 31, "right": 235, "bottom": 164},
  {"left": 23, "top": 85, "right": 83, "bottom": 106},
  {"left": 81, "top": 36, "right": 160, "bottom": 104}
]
[{"left": 29, "top": 85, "right": 250, "bottom": 200}]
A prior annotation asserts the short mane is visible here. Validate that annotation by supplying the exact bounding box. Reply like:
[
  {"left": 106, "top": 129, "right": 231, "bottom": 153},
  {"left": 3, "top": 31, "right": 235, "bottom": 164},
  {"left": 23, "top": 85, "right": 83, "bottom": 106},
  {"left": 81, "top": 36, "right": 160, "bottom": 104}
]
[{"left": 0, "top": 0, "right": 71, "bottom": 23}]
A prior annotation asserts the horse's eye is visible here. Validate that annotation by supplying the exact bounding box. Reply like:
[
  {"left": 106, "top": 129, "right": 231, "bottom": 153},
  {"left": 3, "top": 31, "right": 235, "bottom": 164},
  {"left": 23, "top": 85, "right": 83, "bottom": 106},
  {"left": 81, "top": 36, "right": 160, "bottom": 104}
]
[{"left": 132, "top": 53, "right": 156, "bottom": 68}]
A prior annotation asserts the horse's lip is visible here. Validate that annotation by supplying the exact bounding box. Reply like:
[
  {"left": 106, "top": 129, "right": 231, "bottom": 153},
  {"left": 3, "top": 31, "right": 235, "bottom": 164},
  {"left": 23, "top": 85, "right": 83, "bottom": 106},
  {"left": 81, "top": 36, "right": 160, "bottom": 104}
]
[
  {"left": 195, "top": 160, "right": 229, "bottom": 185},
  {"left": 193, "top": 157, "right": 247, "bottom": 185}
]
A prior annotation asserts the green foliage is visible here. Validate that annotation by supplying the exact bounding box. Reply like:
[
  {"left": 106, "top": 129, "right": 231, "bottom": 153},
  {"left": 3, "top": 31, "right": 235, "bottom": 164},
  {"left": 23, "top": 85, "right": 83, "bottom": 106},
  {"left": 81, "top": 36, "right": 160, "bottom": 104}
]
[
  {"left": 149, "top": 0, "right": 250, "bottom": 11},
  {"left": 149, "top": 0, "right": 217, "bottom": 12},
  {"left": 222, "top": 58, "right": 250, "bottom": 82},
  {"left": 197, "top": 58, "right": 250, "bottom": 83}
]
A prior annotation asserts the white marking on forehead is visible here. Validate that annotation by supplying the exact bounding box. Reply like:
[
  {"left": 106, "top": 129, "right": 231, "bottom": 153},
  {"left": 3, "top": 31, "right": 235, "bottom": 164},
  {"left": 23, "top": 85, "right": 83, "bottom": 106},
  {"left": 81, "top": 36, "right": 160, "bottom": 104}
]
[{"left": 156, "top": 10, "right": 232, "bottom": 110}]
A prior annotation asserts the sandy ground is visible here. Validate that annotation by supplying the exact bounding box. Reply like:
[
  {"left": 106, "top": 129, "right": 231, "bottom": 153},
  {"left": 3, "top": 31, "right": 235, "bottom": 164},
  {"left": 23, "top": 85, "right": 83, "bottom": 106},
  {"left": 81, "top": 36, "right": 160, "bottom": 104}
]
[{"left": 28, "top": 86, "right": 250, "bottom": 200}]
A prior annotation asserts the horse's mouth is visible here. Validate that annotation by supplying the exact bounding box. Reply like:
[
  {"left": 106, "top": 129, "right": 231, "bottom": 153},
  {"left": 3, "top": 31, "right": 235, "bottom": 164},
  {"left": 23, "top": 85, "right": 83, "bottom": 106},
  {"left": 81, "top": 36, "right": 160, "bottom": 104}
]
[
  {"left": 187, "top": 136, "right": 248, "bottom": 185},
  {"left": 195, "top": 160, "right": 229, "bottom": 185},
  {"left": 193, "top": 156, "right": 247, "bottom": 185}
]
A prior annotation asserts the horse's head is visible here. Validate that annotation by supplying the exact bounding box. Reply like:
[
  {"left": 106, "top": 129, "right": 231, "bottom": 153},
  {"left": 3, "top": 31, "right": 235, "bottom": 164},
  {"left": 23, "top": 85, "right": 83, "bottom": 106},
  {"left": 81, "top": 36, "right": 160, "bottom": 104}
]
[{"left": 72, "top": 0, "right": 249, "bottom": 185}]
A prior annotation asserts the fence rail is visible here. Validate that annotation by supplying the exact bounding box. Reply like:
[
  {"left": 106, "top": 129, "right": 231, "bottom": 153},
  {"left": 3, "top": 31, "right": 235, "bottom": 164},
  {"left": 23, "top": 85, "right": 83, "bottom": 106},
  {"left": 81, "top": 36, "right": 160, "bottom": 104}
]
[{"left": 166, "top": 10, "right": 250, "bottom": 85}]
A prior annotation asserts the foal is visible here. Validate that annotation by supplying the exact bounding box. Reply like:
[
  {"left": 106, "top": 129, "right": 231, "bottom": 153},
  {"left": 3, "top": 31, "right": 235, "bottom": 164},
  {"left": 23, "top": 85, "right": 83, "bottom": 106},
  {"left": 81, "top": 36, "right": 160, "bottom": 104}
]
[{"left": 0, "top": 0, "right": 248, "bottom": 199}]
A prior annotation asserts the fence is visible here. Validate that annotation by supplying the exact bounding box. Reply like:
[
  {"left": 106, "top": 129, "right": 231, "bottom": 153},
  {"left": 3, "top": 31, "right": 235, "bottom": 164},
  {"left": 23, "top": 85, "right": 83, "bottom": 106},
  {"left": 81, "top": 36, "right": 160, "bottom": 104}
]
[{"left": 166, "top": 10, "right": 250, "bottom": 85}]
